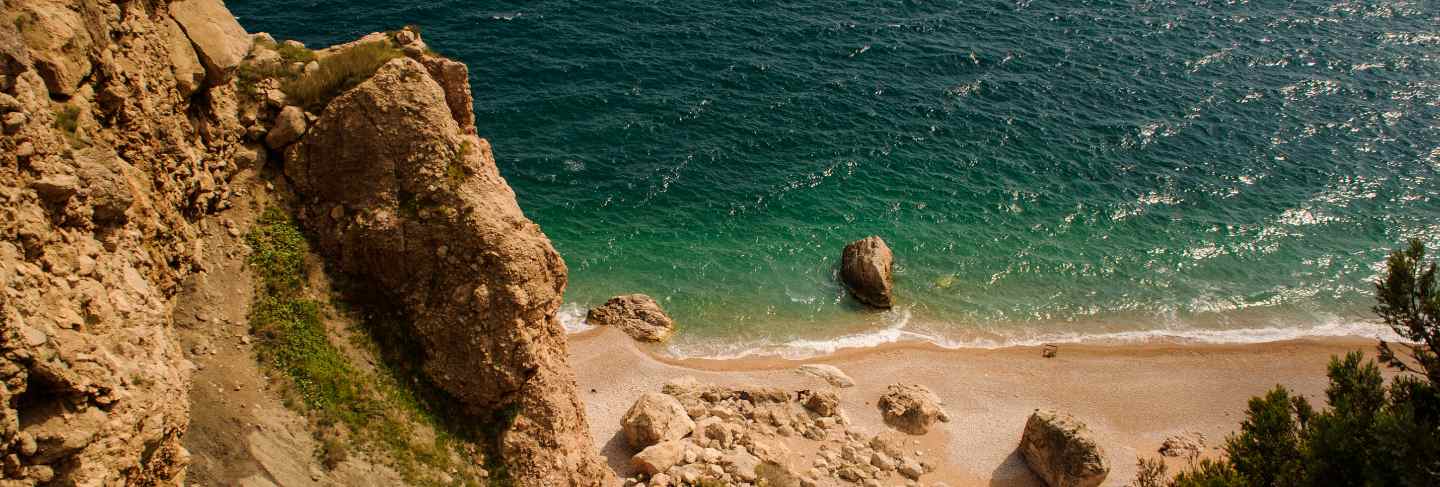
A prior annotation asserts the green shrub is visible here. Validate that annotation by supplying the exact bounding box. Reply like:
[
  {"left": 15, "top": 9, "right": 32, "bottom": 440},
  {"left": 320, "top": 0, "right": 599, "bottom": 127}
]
[
  {"left": 277, "top": 43, "right": 317, "bottom": 64},
  {"left": 52, "top": 105, "right": 79, "bottom": 134},
  {"left": 282, "top": 41, "right": 402, "bottom": 110},
  {"left": 1156, "top": 240, "right": 1440, "bottom": 487}
]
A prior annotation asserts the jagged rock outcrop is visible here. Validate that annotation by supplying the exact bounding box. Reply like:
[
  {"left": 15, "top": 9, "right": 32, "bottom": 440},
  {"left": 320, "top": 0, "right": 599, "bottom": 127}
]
[
  {"left": 617, "top": 377, "right": 939, "bottom": 485},
  {"left": 877, "top": 383, "right": 950, "bottom": 434},
  {"left": 587, "top": 294, "right": 676, "bottom": 342},
  {"left": 281, "top": 56, "right": 612, "bottom": 485},
  {"left": 1020, "top": 410, "right": 1110, "bottom": 487},
  {"left": 1, "top": 0, "right": 259, "bottom": 483},
  {"left": 840, "top": 236, "right": 895, "bottom": 308}
]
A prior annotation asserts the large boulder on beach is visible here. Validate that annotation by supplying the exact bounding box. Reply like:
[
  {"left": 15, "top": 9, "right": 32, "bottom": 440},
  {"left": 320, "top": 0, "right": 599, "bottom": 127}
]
[
  {"left": 622, "top": 392, "right": 695, "bottom": 449},
  {"left": 841, "top": 236, "right": 895, "bottom": 308},
  {"left": 632, "top": 440, "right": 688, "bottom": 475},
  {"left": 1020, "top": 410, "right": 1110, "bottom": 487},
  {"left": 587, "top": 294, "right": 676, "bottom": 342},
  {"left": 877, "top": 383, "right": 950, "bottom": 434}
]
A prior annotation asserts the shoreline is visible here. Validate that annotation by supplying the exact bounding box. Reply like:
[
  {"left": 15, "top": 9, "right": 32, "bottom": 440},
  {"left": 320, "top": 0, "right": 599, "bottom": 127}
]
[{"left": 570, "top": 326, "right": 1381, "bottom": 486}]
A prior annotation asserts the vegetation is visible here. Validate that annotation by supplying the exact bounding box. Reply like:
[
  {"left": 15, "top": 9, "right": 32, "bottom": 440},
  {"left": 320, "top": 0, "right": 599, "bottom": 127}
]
[
  {"left": 245, "top": 208, "right": 504, "bottom": 486},
  {"left": 281, "top": 41, "right": 403, "bottom": 110},
  {"left": 51, "top": 105, "right": 85, "bottom": 147},
  {"left": 1143, "top": 239, "right": 1440, "bottom": 487}
]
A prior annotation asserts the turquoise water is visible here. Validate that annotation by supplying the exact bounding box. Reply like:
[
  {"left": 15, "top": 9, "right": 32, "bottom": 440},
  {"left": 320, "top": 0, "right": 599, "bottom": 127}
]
[{"left": 232, "top": 1, "right": 1439, "bottom": 357}]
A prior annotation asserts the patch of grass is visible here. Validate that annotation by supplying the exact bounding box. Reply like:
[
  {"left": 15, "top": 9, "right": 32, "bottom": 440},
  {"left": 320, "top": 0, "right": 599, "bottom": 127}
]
[
  {"left": 52, "top": 105, "right": 86, "bottom": 147},
  {"left": 277, "top": 43, "right": 317, "bottom": 64},
  {"left": 246, "top": 207, "right": 512, "bottom": 486},
  {"left": 282, "top": 41, "right": 402, "bottom": 111},
  {"left": 236, "top": 62, "right": 290, "bottom": 98}
]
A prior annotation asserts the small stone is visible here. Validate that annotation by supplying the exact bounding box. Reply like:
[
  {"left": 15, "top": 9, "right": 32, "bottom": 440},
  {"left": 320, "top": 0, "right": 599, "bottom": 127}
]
[
  {"left": 15, "top": 141, "right": 34, "bottom": 158},
  {"left": 17, "top": 433, "right": 37, "bottom": 456},
  {"left": 2, "top": 112, "right": 26, "bottom": 133},
  {"left": 30, "top": 175, "right": 79, "bottom": 201}
]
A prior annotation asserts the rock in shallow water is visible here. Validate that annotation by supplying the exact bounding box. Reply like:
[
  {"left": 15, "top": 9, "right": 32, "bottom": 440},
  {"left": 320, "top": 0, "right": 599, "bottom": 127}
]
[
  {"left": 841, "top": 236, "right": 895, "bottom": 308},
  {"left": 587, "top": 293, "right": 676, "bottom": 342}
]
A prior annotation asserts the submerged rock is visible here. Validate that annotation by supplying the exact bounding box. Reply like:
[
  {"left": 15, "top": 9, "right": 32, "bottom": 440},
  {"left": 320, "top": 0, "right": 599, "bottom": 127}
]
[
  {"left": 1020, "top": 410, "right": 1110, "bottom": 487},
  {"left": 841, "top": 236, "right": 895, "bottom": 308},
  {"left": 877, "top": 383, "right": 950, "bottom": 434},
  {"left": 587, "top": 294, "right": 676, "bottom": 342}
]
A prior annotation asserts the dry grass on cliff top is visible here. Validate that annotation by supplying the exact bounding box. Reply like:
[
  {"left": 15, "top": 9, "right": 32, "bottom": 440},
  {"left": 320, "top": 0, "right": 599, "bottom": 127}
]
[
  {"left": 246, "top": 208, "right": 509, "bottom": 486},
  {"left": 282, "top": 41, "right": 403, "bottom": 110}
]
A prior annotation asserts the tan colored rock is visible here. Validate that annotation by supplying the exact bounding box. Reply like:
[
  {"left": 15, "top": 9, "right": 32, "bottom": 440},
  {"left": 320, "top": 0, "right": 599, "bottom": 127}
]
[
  {"left": 840, "top": 236, "right": 894, "bottom": 308},
  {"left": 76, "top": 147, "right": 137, "bottom": 224},
  {"left": 265, "top": 106, "right": 307, "bottom": 149},
  {"left": 419, "top": 55, "right": 477, "bottom": 134},
  {"left": 159, "top": 15, "right": 206, "bottom": 96},
  {"left": 799, "top": 390, "right": 841, "bottom": 417},
  {"left": 632, "top": 440, "right": 686, "bottom": 475},
  {"left": 282, "top": 57, "right": 612, "bottom": 486},
  {"left": 877, "top": 383, "right": 949, "bottom": 434},
  {"left": 170, "top": 0, "right": 252, "bottom": 82},
  {"left": 14, "top": 1, "right": 93, "bottom": 97},
  {"left": 797, "top": 363, "right": 855, "bottom": 388},
  {"left": 587, "top": 294, "right": 676, "bottom": 342},
  {"left": 1020, "top": 410, "right": 1110, "bottom": 487},
  {"left": 622, "top": 392, "right": 695, "bottom": 449}
]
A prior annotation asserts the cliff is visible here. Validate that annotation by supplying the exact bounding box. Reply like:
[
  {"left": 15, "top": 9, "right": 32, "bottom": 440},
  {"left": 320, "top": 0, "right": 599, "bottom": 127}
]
[{"left": 0, "top": 0, "right": 610, "bottom": 485}]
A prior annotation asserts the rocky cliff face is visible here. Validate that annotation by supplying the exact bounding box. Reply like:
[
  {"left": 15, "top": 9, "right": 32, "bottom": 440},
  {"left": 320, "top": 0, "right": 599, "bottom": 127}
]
[
  {"left": 1, "top": 1, "right": 611, "bottom": 485},
  {"left": 282, "top": 54, "right": 613, "bottom": 486},
  {"left": 0, "top": 0, "right": 256, "bottom": 484}
]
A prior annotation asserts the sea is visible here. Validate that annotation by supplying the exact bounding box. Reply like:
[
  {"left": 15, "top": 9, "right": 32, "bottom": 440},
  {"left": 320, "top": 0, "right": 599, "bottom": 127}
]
[{"left": 230, "top": 0, "right": 1439, "bottom": 358}]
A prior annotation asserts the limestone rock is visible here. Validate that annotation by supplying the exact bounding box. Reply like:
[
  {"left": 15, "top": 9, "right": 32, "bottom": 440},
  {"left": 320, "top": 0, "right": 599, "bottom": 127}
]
[
  {"left": 419, "top": 55, "right": 477, "bottom": 135},
  {"left": 1020, "top": 410, "right": 1110, "bottom": 487},
  {"left": 30, "top": 174, "right": 78, "bottom": 201},
  {"left": 797, "top": 363, "right": 855, "bottom": 388},
  {"left": 77, "top": 147, "right": 136, "bottom": 224},
  {"left": 632, "top": 440, "right": 687, "bottom": 475},
  {"left": 877, "top": 384, "right": 949, "bottom": 434},
  {"left": 622, "top": 392, "right": 695, "bottom": 449},
  {"left": 170, "top": 0, "right": 252, "bottom": 82},
  {"left": 14, "top": 0, "right": 93, "bottom": 97},
  {"left": 265, "top": 106, "right": 307, "bottom": 149},
  {"left": 587, "top": 294, "right": 676, "bottom": 342},
  {"left": 282, "top": 56, "right": 612, "bottom": 485},
  {"left": 840, "top": 236, "right": 895, "bottom": 308},
  {"left": 159, "top": 15, "right": 205, "bottom": 96}
]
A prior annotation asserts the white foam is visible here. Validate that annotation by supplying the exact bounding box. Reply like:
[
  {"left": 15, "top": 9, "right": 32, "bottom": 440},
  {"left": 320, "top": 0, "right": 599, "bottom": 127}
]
[
  {"left": 657, "top": 313, "right": 1402, "bottom": 361},
  {"left": 558, "top": 302, "right": 593, "bottom": 333}
]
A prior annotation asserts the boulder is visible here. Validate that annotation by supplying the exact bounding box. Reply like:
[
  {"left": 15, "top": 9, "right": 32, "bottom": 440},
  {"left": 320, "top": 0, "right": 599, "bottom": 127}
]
[
  {"left": 877, "top": 384, "right": 949, "bottom": 434},
  {"left": 159, "top": 15, "right": 205, "bottom": 96},
  {"left": 587, "top": 294, "right": 676, "bottom": 342},
  {"left": 797, "top": 363, "right": 855, "bottom": 388},
  {"left": 169, "top": 0, "right": 251, "bottom": 82},
  {"left": 77, "top": 147, "right": 136, "bottom": 224},
  {"left": 840, "top": 236, "right": 894, "bottom": 308},
  {"left": 282, "top": 57, "right": 612, "bottom": 485},
  {"left": 632, "top": 440, "right": 687, "bottom": 475},
  {"left": 15, "top": 1, "right": 93, "bottom": 97},
  {"left": 799, "top": 390, "right": 840, "bottom": 417},
  {"left": 265, "top": 106, "right": 307, "bottom": 149},
  {"left": 622, "top": 392, "right": 695, "bottom": 449},
  {"left": 1019, "top": 410, "right": 1109, "bottom": 487}
]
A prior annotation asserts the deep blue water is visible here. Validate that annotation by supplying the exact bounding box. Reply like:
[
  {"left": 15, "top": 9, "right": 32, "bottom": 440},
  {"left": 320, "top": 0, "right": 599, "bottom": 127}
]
[{"left": 231, "top": 1, "right": 1440, "bottom": 357}]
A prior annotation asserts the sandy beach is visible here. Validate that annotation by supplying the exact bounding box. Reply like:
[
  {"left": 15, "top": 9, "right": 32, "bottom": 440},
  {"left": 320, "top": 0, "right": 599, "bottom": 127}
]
[{"left": 571, "top": 327, "right": 1380, "bottom": 486}]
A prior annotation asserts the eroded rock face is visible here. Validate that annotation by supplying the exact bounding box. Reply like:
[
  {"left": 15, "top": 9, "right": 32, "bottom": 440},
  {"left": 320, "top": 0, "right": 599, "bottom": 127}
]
[
  {"left": 841, "top": 236, "right": 894, "bottom": 308},
  {"left": 282, "top": 57, "right": 612, "bottom": 486},
  {"left": 587, "top": 294, "right": 676, "bottom": 342},
  {"left": 1020, "top": 410, "right": 1110, "bottom": 487},
  {"left": 877, "top": 383, "right": 950, "bottom": 434},
  {"left": 2, "top": 0, "right": 261, "bottom": 483}
]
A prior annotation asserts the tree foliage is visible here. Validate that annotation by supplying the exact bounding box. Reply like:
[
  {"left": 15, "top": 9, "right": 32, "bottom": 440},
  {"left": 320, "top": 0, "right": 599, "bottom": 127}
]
[{"left": 1158, "top": 240, "right": 1440, "bottom": 487}]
